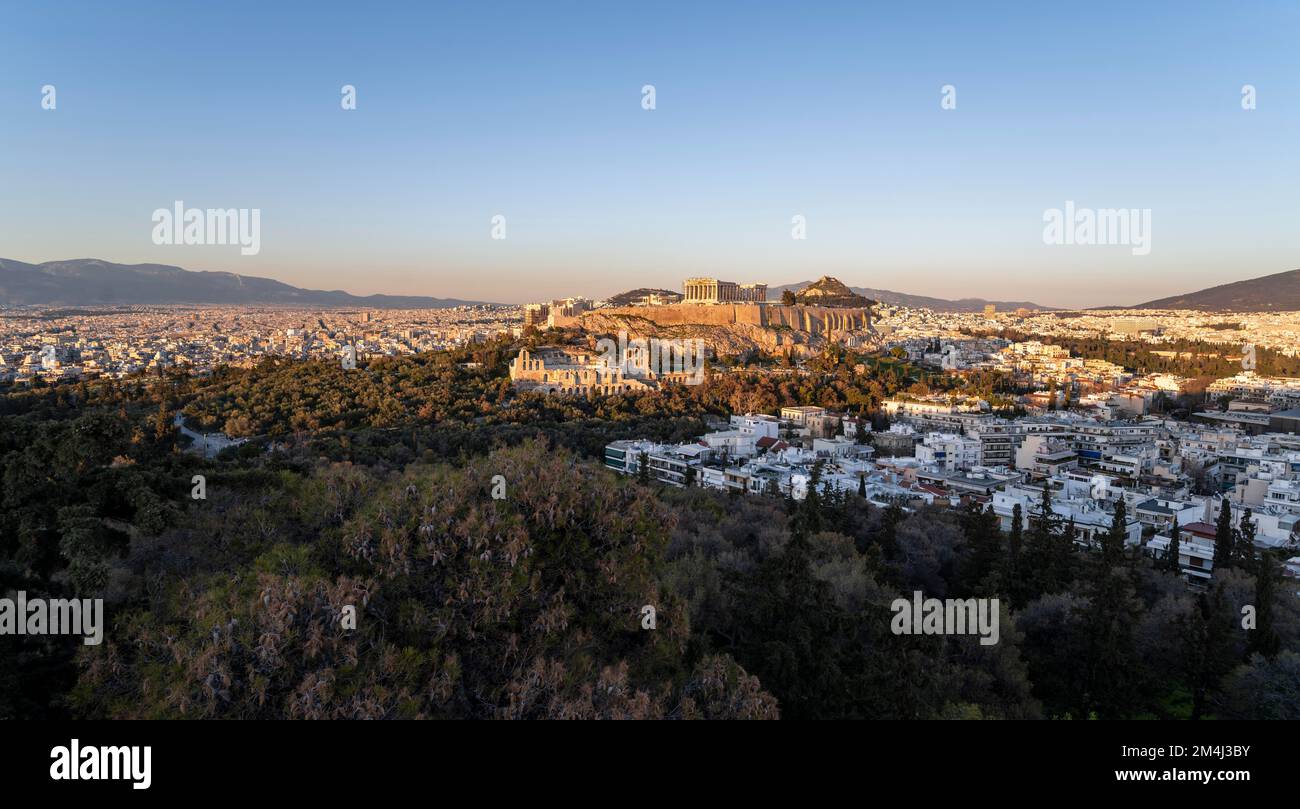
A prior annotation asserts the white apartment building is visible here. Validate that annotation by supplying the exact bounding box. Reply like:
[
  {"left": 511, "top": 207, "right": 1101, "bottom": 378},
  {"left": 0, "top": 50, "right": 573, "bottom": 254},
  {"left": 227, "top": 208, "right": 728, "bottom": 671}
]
[
  {"left": 1208, "top": 372, "right": 1300, "bottom": 409},
  {"left": 914, "top": 432, "right": 981, "bottom": 472},
  {"left": 780, "top": 405, "right": 826, "bottom": 426}
]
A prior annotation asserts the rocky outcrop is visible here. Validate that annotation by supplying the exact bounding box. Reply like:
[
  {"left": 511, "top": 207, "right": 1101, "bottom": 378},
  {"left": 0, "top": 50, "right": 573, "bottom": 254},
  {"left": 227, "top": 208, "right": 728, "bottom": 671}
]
[
  {"left": 794, "top": 276, "right": 876, "bottom": 308},
  {"left": 558, "top": 303, "right": 877, "bottom": 357}
]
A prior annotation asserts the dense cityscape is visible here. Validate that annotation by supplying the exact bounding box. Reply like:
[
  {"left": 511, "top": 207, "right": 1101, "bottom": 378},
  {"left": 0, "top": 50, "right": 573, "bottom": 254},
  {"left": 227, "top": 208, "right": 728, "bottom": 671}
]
[
  {"left": 7, "top": 279, "right": 1300, "bottom": 594},
  {"left": 5, "top": 0, "right": 1299, "bottom": 791}
]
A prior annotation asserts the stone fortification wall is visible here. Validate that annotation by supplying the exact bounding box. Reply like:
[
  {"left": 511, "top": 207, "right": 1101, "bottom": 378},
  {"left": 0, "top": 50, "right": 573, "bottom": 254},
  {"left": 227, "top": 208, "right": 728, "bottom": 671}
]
[{"left": 555, "top": 303, "right": 872, "bottom": 334}]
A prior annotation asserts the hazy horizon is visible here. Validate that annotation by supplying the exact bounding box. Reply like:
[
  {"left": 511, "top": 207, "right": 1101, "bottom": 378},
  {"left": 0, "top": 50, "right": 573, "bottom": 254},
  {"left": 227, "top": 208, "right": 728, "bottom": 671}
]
[
  {"left": 3, "top": 1, "right": 1298, "bottom": 307},
  {"left": 4, "top": 254, "right": 1299, "bottom": 309}
]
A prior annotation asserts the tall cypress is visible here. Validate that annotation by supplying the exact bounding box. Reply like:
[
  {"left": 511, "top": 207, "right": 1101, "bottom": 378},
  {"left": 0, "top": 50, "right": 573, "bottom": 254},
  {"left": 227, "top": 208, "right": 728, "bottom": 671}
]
[
  {"left": 1002, "top": 503, "right": 1024, "bottom": 602},
  {"left": 1025, "top": 485, "right": 1061, "bottom": 597},
  {"left": 1058, "top": 516, "right": 1078, "bottom": 583},
  {"left": 1247, "top": 551, "right": 1282, "bottom": 661},
  {"left": 1036, "top": 484, "right": 1057, "bottom": 538},
  {"left": 878, "top": 501, "right": 903, "bottom": 561},
  {"left": 1185, "top": 583, "right": 1235, "bottom": 721},
  {"left": 1102, "top": 498, "right": 1127, "bottom": 567},
  {"left": 1163, "top": 515, "right": 1182, "bottom": 575},
  {"left": 1213, "top": 498, "right": 1234, "bottom": 572},
  {"left": 763, "top": 477, "right": 780, "bottom": 498},
  {"left": 1009, "top": 503, "right": 1023, "bottom": 558},
  {"left": 1080, "top": 521, "right": 1141, "bottom": 718},
  {"left": 1235, "top": 508, "right": 1257, "bottom": 568},
  {"left": 959, "top": 502, "right": 1003, "bottom": 597}
]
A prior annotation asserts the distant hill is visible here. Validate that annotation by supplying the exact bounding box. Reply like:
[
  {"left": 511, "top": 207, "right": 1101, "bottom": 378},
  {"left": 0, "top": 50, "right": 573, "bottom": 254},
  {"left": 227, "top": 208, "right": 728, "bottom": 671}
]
[
  {"left": 769, "top": 281, "right": 1052, "bottom": 312},
  {"left": 1132, "top": 268, "right": 1300, "bottom": 312},
  {"left": 606, "top": 287, "right": 683, "bottom": 307},
  {"left": 792, "top": 276, "right": 875, "bottom": 308},
  {"left": 0, "top": 258, "right": 496, "bottom": 308}
]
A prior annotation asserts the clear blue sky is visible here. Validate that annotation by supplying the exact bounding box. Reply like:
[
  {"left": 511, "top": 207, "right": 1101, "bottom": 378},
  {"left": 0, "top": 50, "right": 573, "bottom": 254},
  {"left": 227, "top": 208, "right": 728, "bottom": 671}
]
[{"left": 2, "top": 0, "right": 1297, "bottom": 307}]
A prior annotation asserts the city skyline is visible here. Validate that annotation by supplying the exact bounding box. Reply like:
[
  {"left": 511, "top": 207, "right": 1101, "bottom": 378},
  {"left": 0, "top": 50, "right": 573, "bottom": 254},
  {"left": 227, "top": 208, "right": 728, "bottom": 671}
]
[
  {"left": 4, "top": 0, "right": 1300, "bottom": 747},
  {"left": 3, "top": 1, "right": 1299, "bottom": 307}
]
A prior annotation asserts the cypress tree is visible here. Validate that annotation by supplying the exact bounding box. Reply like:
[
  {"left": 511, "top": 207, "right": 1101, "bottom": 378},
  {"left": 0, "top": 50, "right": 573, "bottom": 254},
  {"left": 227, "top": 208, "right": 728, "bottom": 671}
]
[
  {"left": 1009, "top": 503, "right": 1023, "bottom": 560},
  {"left": 1186, "top": 583, "right": 1235, "bottom": 721},
  {"left": 1036, "top": 484, "right": 1057, "bottom": 537},
  {"left": 797, "top": 465, "right": 825, "bottom": 535},
  {"left": 1247, "top": 551, "right": 1282, "bottom": 661},
  {"left": 1001, "top": 503, "right": 1024, "bottom": 601},
  {"left": 1057, "top": 516, "right": 1078, "bottom": 582},
  {"left": 1079, "top": 537, "right": 1141, "bottom": 718},
  {"left": 763, "top": 477, "right": 780, "bottom": 498},
  {"left": 1101, "top": 498, "right": 1128, "bottom": 567},
  {"left": 857, "top": 473, "right": 867, "bottom": 498},
  {"left": 1163, "top": 515, "right": 1182, "bottom": 575},
  {"left": 1235, "top": 507, "right": 1257, "bottom": 568},
  {"left": 1213, "top": 498, "right": 1234, "bottom": 572},
  {"left": 1024, "top": 485, "right": 1061, "bottom": 597},
  {"left": 960, "top": 502, "right": 1002, "bottom": 596},
  {"left": 878, "top": 501, "right": 903, "bottom": 560}
]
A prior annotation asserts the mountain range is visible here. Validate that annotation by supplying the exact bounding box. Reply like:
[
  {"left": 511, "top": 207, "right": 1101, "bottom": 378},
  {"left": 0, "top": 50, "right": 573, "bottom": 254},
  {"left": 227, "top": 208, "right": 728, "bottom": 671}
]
[
  {"left": 5, "top": 258, "right": 1299, "bottom": 313},
  {"left": 0, "top": 259, "right": 492, "bottom": 308},
  {"left": 1131, "top": 268, "right": 1300, "bottom": 312}
]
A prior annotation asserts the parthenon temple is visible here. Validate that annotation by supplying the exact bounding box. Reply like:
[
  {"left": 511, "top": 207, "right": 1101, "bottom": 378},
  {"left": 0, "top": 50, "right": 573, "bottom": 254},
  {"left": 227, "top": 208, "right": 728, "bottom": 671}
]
[{"left": 683, "top": 277, "right": 767, "bottom": 304}]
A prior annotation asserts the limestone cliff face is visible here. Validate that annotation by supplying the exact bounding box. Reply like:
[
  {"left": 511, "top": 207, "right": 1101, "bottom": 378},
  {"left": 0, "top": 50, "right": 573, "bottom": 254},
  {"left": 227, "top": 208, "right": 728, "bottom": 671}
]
[{"left": 557, "top": 303, "right": 876, "bottom": 357}]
